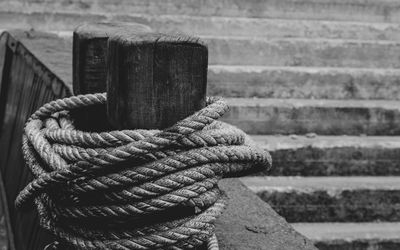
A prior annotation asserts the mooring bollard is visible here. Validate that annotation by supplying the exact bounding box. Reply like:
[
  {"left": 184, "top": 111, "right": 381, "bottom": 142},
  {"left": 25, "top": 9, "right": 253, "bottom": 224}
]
[
  {"left": 1, "top": 28, "right": 316, "bottom": 250},
  {"left": 74, "top": 25, "right": 209, "bottom": 249}
]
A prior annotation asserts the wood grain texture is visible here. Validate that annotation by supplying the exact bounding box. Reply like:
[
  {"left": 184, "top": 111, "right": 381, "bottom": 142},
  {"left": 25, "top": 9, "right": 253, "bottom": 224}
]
[
  {"left": 73, "top": 22, "right": 151, "bottom": 130},
  {"left": 0, "top": 32, "right": 8, "bottom": 91},
  {"left": 106, "top": 32, "right": 208, "bottom": 129},
  {"left": 73, "top": 22, "right": 151, "bottom": 94},
  {"left": 0, "top": 33, "right": 12, "bottom": 137},
  {"left": 0, "top": 34, "right": 14, "bottom": 249}
]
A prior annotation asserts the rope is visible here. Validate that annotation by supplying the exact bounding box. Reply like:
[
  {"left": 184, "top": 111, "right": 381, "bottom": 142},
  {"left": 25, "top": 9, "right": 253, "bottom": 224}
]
[{"left": 17, "top": 93, "right": 272, "bottom": 250}]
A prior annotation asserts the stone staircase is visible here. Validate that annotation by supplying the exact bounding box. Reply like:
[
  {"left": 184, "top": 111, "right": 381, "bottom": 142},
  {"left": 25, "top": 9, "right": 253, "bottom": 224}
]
[{"left": 1, "top": 0, "right": 400, "bottom": 249}]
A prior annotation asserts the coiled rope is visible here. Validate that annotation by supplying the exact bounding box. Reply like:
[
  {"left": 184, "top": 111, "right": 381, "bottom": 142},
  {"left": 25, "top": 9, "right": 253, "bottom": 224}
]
[{"left": 16, "top": 93, "right": 272, "bottom": 249}]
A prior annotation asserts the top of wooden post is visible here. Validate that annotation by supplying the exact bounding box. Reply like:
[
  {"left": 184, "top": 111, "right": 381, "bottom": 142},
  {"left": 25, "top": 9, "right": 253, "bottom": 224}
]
[{"left": 74, "top": 22, "right": 151, "bottom": 39}]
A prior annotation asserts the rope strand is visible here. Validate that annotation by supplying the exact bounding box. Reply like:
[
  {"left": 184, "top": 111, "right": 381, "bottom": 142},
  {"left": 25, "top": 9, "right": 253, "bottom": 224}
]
[{"left": 17, "top": 93, "right": 272, "bottom": 249}]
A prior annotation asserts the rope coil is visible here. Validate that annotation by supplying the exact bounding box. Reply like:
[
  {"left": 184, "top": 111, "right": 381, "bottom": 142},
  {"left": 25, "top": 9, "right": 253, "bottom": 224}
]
[{"left": 17, "top": 93, "right": 272, "bottom": 249}]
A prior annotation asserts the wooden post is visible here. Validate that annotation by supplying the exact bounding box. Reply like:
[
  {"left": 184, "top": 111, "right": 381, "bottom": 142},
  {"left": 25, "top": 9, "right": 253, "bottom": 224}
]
[
  {"left": 72, "top": 22, "right": 151, "bottom": 130},
  {"left": 74, "top": 25, "right": 209, "bottom": 248},
  {"left": 106, "top": 33, "right": 208, "bottom": 129}
]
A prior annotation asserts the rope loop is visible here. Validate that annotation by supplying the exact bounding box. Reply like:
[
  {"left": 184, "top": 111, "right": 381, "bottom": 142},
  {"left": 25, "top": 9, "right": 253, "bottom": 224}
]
[{"left": 17, "top": 93, "right": 272, "bottom": 249}]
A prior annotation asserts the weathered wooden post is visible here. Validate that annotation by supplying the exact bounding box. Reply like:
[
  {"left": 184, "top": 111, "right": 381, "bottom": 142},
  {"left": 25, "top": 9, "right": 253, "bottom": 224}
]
[
  {"left": 106, "top": 32, "right": 208, "bottom": 129},
  {"left": 73, "top": 25, "right": 209, "bottom": 249}
]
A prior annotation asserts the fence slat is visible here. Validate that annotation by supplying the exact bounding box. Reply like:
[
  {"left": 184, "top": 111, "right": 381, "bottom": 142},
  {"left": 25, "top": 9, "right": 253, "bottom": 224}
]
[{"left": 0, "top": 31, "right": 71, "bottom": 250}]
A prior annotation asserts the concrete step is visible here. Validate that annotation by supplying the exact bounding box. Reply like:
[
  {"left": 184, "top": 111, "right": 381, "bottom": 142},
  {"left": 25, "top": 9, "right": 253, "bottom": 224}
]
[
  {"left": 204, "top": 37, "right": 400, "bottom": 67},
  {"left": 3, "top": 11, "right": 400, "bottom": 40},
  {"left": 11, "top": 32, "right": 400, "bottom": 101},
  {"left": 241, "top": 176, "right": 400, "bottom": 222},
  {"left": 292, "top": 222, "right": 400, "bottom": 250},
  {"left": 222, "top": 98, "right": 400, "bottom": 135},
  {"left": 251, "top": 135, "right": 400, "bottom": 176},
  {"left": 3, "top": 24, "right": 399, "bottom": 68},
  {"left": 208, "top": 66, "right": 400, "bottom": 100},
  {"left": 2, "top": 0, "right": 400, "bottom": 22},
  {"left": 11, "top": 31, "right": 400, "bottom": 101},
  {"left": 2, "top": 31, "right": 399, "bottom": 100},
  {"left": 4, "top": 31, "right": 400, "bottom": 100},
  {"left": 4, "top": 31, "right": 399, "bottom": 136}
]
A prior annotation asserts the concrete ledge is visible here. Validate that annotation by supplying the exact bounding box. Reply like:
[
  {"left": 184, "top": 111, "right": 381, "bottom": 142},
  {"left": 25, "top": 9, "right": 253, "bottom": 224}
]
[
  {"left": 293, "top": 222, "right": 400, "bottom": 250},
  {"left": 242, "top": 176, "right": 400, "bottom": 222},
  {"left": 217, "top": 179, "right": 317, "bottom": 250}
]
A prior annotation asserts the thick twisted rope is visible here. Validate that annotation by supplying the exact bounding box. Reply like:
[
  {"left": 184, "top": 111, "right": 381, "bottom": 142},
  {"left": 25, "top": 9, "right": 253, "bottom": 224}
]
[{"left": 17, "top": 93, "right": 272, "bottom": 249}]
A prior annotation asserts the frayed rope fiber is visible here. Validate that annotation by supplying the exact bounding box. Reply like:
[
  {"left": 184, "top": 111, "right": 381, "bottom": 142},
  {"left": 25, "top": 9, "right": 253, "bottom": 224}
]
[{"left": 16, "top": 93, "right": 272, "bottom": 250}]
